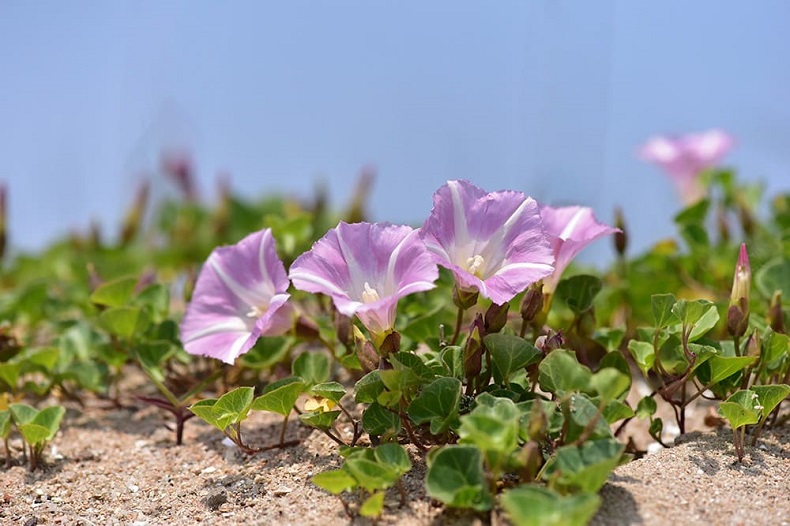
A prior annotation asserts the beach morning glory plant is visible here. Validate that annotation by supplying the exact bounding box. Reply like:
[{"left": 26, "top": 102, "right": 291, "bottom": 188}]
[
  {"left": 289, "top": 221, "right": 438, "bottom": 346},
  {"left": 639, "top": 129, "right": 734, "bottom": 204},
  {"left": 180, "top": 228, "right": 294, "bottom": 364},
  {"left": 539, "top": 205, "right": 620, "bottom": 294},
  {"left": 420, "top": 180, "right": 554, "bottom": 306}
]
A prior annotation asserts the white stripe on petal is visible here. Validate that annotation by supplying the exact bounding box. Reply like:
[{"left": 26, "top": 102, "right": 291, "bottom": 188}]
[
  {"left": 258, "top": 230, "right": 273, "bottom": 293},
  {"left": 559, "top": 208, "right": 587, "bottom": 241},
  {"left": 184, "top": 317, "right": 250, "bottom": 342},
  {"left": 290, "top": 271, "right": 350, "bottom": 297},
  {"left": 493, "top": 262, "right": 554, "bottom": 277},
  {"left": 448, "top": 181, "right": 471, "bottom": 249},
  {"left": 384, "top": 229, "right": 415, "bottom": 296},
  {"left": 209, "top": 257, "right": 261, "bottom": 308},
  {"left": 335, "top": 227, "right": 366, "bottom": 297}
]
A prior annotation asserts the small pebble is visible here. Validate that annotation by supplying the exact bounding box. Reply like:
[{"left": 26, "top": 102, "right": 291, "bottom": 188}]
[
  {"left": 201, "top": 466, "right": 217, "bottom": 474},
  {"left": 273, "top": 487, "right": 292, "bottom": 496},
  {"left": 204, "top": 490, "right": 227, "bottom": 511}
]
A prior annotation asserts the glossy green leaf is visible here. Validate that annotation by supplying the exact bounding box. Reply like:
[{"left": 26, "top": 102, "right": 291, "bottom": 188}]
[
  {"left": 189, "top": 399, "right": 221, "bottom": 429},
  {"left": 484, "top": 334, "right": 542, "bottom": 385},
  {"left": 602, "top": 400, "right": 634, "bottom": 424},
  {"left": 425, "top": 445, "right": 492, "bottom": 511},
  {"left": 751, "top": 384, "right": 790, "bottom": 418},
  {"left": 538, "top": 350, "right": 592, "bottom": 395},
  {"left": 542, "top": 438, "right": 624, "bottom": 493},
  {"left": 354, "top": 371, "right": 385, "bottom": 404},
  {"left": 374, "top": 443, "right": 412, "bottom": 476},
  {"left": 651, "top": 294, "right": 677, "bottom": 329},
  {"left": 719, "top": 390, "right": 761, "bottom": 429},
  {"left": 501, "top": 485, "right": 601, "bottom": 526},
  {"left": 627, "top": 340, "right": 655, "bottom": 377},
  {"left": 214, "top": 386, "right": 255, "bottom": 427},
  {"left": 252, "top": 377, "right": 305, "bottom": 416},
  {"left": 90, "top": 276, "right": 138, "bottom": 308},
  {"left": 310, "top": 382, "right": 346, "bottom": 404},
  {"left": 407, "top": 377, "right": 462, "bottom": 435},
  {"left": 362, "top": 402, "right": 401, "bottom": 436},
  {"left": 311, "top": 469, "right": 356, "bottom": 495},
  {"left": 292, "top": 352, "right": 330, "bottom": 386},
  {"left": 590, "top": 367, "right": 630, "bottom": 402},
  {"left": 299, "top": 409, "right": 341, "bottom": 430},
  {"left": 707, "top": 355, "right": 758, "bottom": 385},
  {"left": 359, "top": 491, "right": 385, "bottom": 518},
  {"left": 555, "top": 275, "right": 603, "bottom": 314},
  {"left": 635, "top": 396, "right": 657, "bottom": 418}
]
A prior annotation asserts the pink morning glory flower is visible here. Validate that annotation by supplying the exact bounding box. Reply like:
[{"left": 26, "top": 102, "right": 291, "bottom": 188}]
[
  {"left": 639, "top": 129, "right": 734, "bottom": 204},
  {"left": 289, "top": 221, "right": 438, "bottom": 338},
  {"left": 539, "top": 205, "right": 620, "bottom": 293},
  {"left": 420, "top": 180, "right": 555, "bottom": 305},
  {"left": 180, "top": 229, "right": 294, "bottom": 364}
]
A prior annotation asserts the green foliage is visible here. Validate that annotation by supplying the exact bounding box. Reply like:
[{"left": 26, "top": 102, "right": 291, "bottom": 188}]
[
  {"left": 501, "top": 485, "right": 601, "bottom": 526},
  {"left": 425, "top": 445, "right": 493, "bottom": 511}
]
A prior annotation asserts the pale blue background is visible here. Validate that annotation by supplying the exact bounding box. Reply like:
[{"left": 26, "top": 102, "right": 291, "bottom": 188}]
[{"left": 1, "top": 1, "right": 788, "bottom": 259}]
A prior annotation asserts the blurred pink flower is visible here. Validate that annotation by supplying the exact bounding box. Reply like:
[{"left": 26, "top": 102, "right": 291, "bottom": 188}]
[
  {"left": 289, "top": 222, "right": 438, "bottom": 338},
  {"left": 639, "top": 129, "right": 734, "bottom": 204},
  {"left": 420, "top": 180, "right": 554, "bottom": 305},
  {"left": 180, "top": 229, "right": 293, "bottom": 364},
  {"left": 539, "top": 205, "right": 620, "bottom": 293}
]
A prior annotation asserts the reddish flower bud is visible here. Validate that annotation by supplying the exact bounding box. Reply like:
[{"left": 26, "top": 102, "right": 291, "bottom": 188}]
[
  {"left": 769, "top": 291, "right": 785, "bottom": 334},
  {"left": 464, "top": 314, "right": 485, "bottom": 380},
  {"left": 484, "top": 302, "right": 509, "bottom": 334},
  {"left": 614, "top": 207, "right": 628, "bottom": 257},
  {"left": 453, "top": 285, "right": 479, "bottom": 310},
  {"left": 520, "top": 282, "right": 544, "bottom": 323}
]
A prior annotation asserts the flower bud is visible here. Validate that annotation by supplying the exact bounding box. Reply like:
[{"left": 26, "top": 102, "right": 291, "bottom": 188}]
[
  {"left": 484, "top": 302, "right": 509, "bottom": 333},
  {"left": 120, "top": 179, "right": 150, "bottom": 247},
  {"left": 535, "top": 330, "right": 564, "bottom": 354},
  {"left": 162, "top": 150, "right": 198, "bottom": 201},
  {"left": 613, "top": 207, "right": 627, "bottom": 257},
  {"left": 520, "top": 282, "right": 544, "bottom": 323},
  {"left": 354, "top": 326, "right": 379, "bottom": 373},
  {"left": 716, "top": 206, "right": 730, "bottom": 243},
  {"left": 516, "top": 441, "right": 543, "bottom": 482},
  {"left": 379, "top": 330, "right": 402, "bottom": 358},
  {"left": 769, "top": 291, "right": 785, "bottom": 334},
  {"left": 0, "top": 182, "right": 6, "bottom": 260},
  {"left": 453, "top": 285, "right": 479, "bottom": 310},
  {"left": 727, "top": 243, "right": 751, "bottom": 338},
  {"left": 464, "top": 314, "right": 485, "bottom": 380},
  {"left": 744, "top": 329, "right": 761, "bottom": 358},
  {"left": 334, "top": 310, "right": 353, "bottom": 347}
]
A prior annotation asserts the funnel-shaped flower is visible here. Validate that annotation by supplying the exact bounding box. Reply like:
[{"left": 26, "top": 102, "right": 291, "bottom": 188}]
[
  {"left": 289, "top": 222, "right": 438, "bottom": 338},
  {"left": 420, "top": 180, "right": 554, "bottom": 305},
  {"left": 639, "top": 129, "right": 734, "bottom": 204},
  {"left": 180, "top": 229, "right": 293, "bottom": 364},
  {"left": 539, "top": 205, "right": 620, "bottom": 293}
]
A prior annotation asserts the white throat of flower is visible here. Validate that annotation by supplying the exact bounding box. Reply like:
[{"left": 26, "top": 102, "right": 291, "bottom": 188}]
[
  {"left": 361, "top": 282, "right": 380, "bottom": 304},
  {"left": 246, "top": 304, "right": 268, "bottom": 318},
  {"left": 466, "top": 255, "right": 485, "bottom": 278}
]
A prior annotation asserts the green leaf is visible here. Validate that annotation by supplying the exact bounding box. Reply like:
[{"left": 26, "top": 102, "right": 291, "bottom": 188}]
[
  {"left": 707, "top": 355, "right": 758, "bottom": 385},
  {"left": 292, "top": 352, "right": 330, "bottom": 386},
  {"left": 590, "top": 368, "right": 630, "bottom": 402},
  {"left": 555, "top": 275, "right": 603, "bottom": 314},
  {"left": 359, "top": 491, "right": 385, "bottom": 518},
  {"left": 543, "top": 438, "right": 624, "bottom": 493},
  {"left": 374, "top": 443, "right": 412, "bottom": 476},
  {"left": 310, "top": 382, "right": 346, "bottom": 404},
  {"left": 18, "top": 347, "right": 60, "bottom": 373},
  {"left": 751, "top": 384, "right": 790, "bottom": 418},
  {"left": 538, "top": 350, "right": 592, "bottom": 395},
  {"left": 719, "top": 390, "right": 761, "bottom": 429},
  {"left": 407, "top": 377, "right": 462, "bottom": 435},
  {"left": 134, "top": 283, "right": 170, "bottom": 321},
  {"left": 674, "top": 198, "right": 710, "bottom": 227},
  {"left": 763, "top": 331, "right": 789, "bottom": 365},
  {"left": 18, "top": 423, "right": 51, "bottom": 445},
  {"left": 189, "top": 399, "right": 221, "bottom": 430},
  {"left": 9, "top": 403, "right": 38, "bottom": 425},
  {"left": 651, "top": 294, "right": 677, "bottom": 329},
  {"left": 439, "top": 346, "right": 464, "bottom": 378},
  {"left": 311, "top": 469, "right": 357, "bottom": 495},
  {"left": 458, "top": 394, "right": 521, "bottom": 462},
  {"left": 755, "top": 257, "right": 790, "bottom": 299},
  {"left": 214, "top": 386, "right": 255, "bottom": 428},
  {"left": 593, "top": 328, "right": 625, "bottom": 352},
  {"left": 252, "top": 378, "right": 305, "bottom": 416},
  {"left": 99, "top": 307, "right": 151, "bottom": 339},
  {"left": 0, "top": 363, "right": 21, "bottom": 389},
  {"left": 635, "top": 396, "right": 657, "bottom": 419},
  {"left": 343, "top": 457, "right": 399, "bottom": 492},
  {"left": 627, "top": 340, "right": 655, "bottom": 377},
  {"left": 0, "top": 410, "right": 11, "bottom": 439},
  {"left": 425, "top": 445, "right": 493, "bottom": 511},
  {"left": 484, "top": 334, "right": 542, "bottom": 385},
  {"left": 501, "top": 485, "right": 601, "bottom": 526},
  {"left": 565, "top": 394, "right": 612, "bottom": 443},
  {"left": 602, "top": 400, "right": 634, "bottom": 424},
  {"left": 671, "top": 299, "right": 713, "bottom": 331},
  {"left": 32, "top": 405, "right": 65, "bottom": 440},
  {"left": 90, "top": 276, "right": 138, "bottom": 307},
  {"left": 299, "top": 410, "right": 341, "bottom": 430},
  {"left": 354, "top": 371, "right": 385, "bottom": 404},
  {"left": 648, "top": 418, "right": 663, "bottom": 442},
  {"left": 362, "top": 402, "right": 401, "bottom": 436}
]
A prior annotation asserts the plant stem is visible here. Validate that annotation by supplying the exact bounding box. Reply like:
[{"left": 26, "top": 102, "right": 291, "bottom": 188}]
[{"left": 450, "top": 306, "right": 465, "bottom": 346}]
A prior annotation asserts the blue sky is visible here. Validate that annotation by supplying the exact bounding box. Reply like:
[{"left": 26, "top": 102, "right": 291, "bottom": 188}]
[{"left": 1, "top": 1, "right": 788, "bottom": 261}]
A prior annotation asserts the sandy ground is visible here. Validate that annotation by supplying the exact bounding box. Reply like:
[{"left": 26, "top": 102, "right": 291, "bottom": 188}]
[{"left": 1, "top": 374, "right": 787, "bottom": 526}]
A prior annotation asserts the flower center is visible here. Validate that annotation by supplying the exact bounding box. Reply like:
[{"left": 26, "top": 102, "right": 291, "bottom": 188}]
[
  {"left": 246, "top": 304, "right": 267, "bottom": 318},
  {"left": 466, "top": 255, "right": 485, "bottom": 277},
  {"left": 361, "top": 282, "right": 380, "bottom": 304}
]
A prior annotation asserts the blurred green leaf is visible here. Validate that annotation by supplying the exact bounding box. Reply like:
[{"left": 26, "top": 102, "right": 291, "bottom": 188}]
[{"left": 501, "top": 485, "right": 601, "bottom": 526}]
